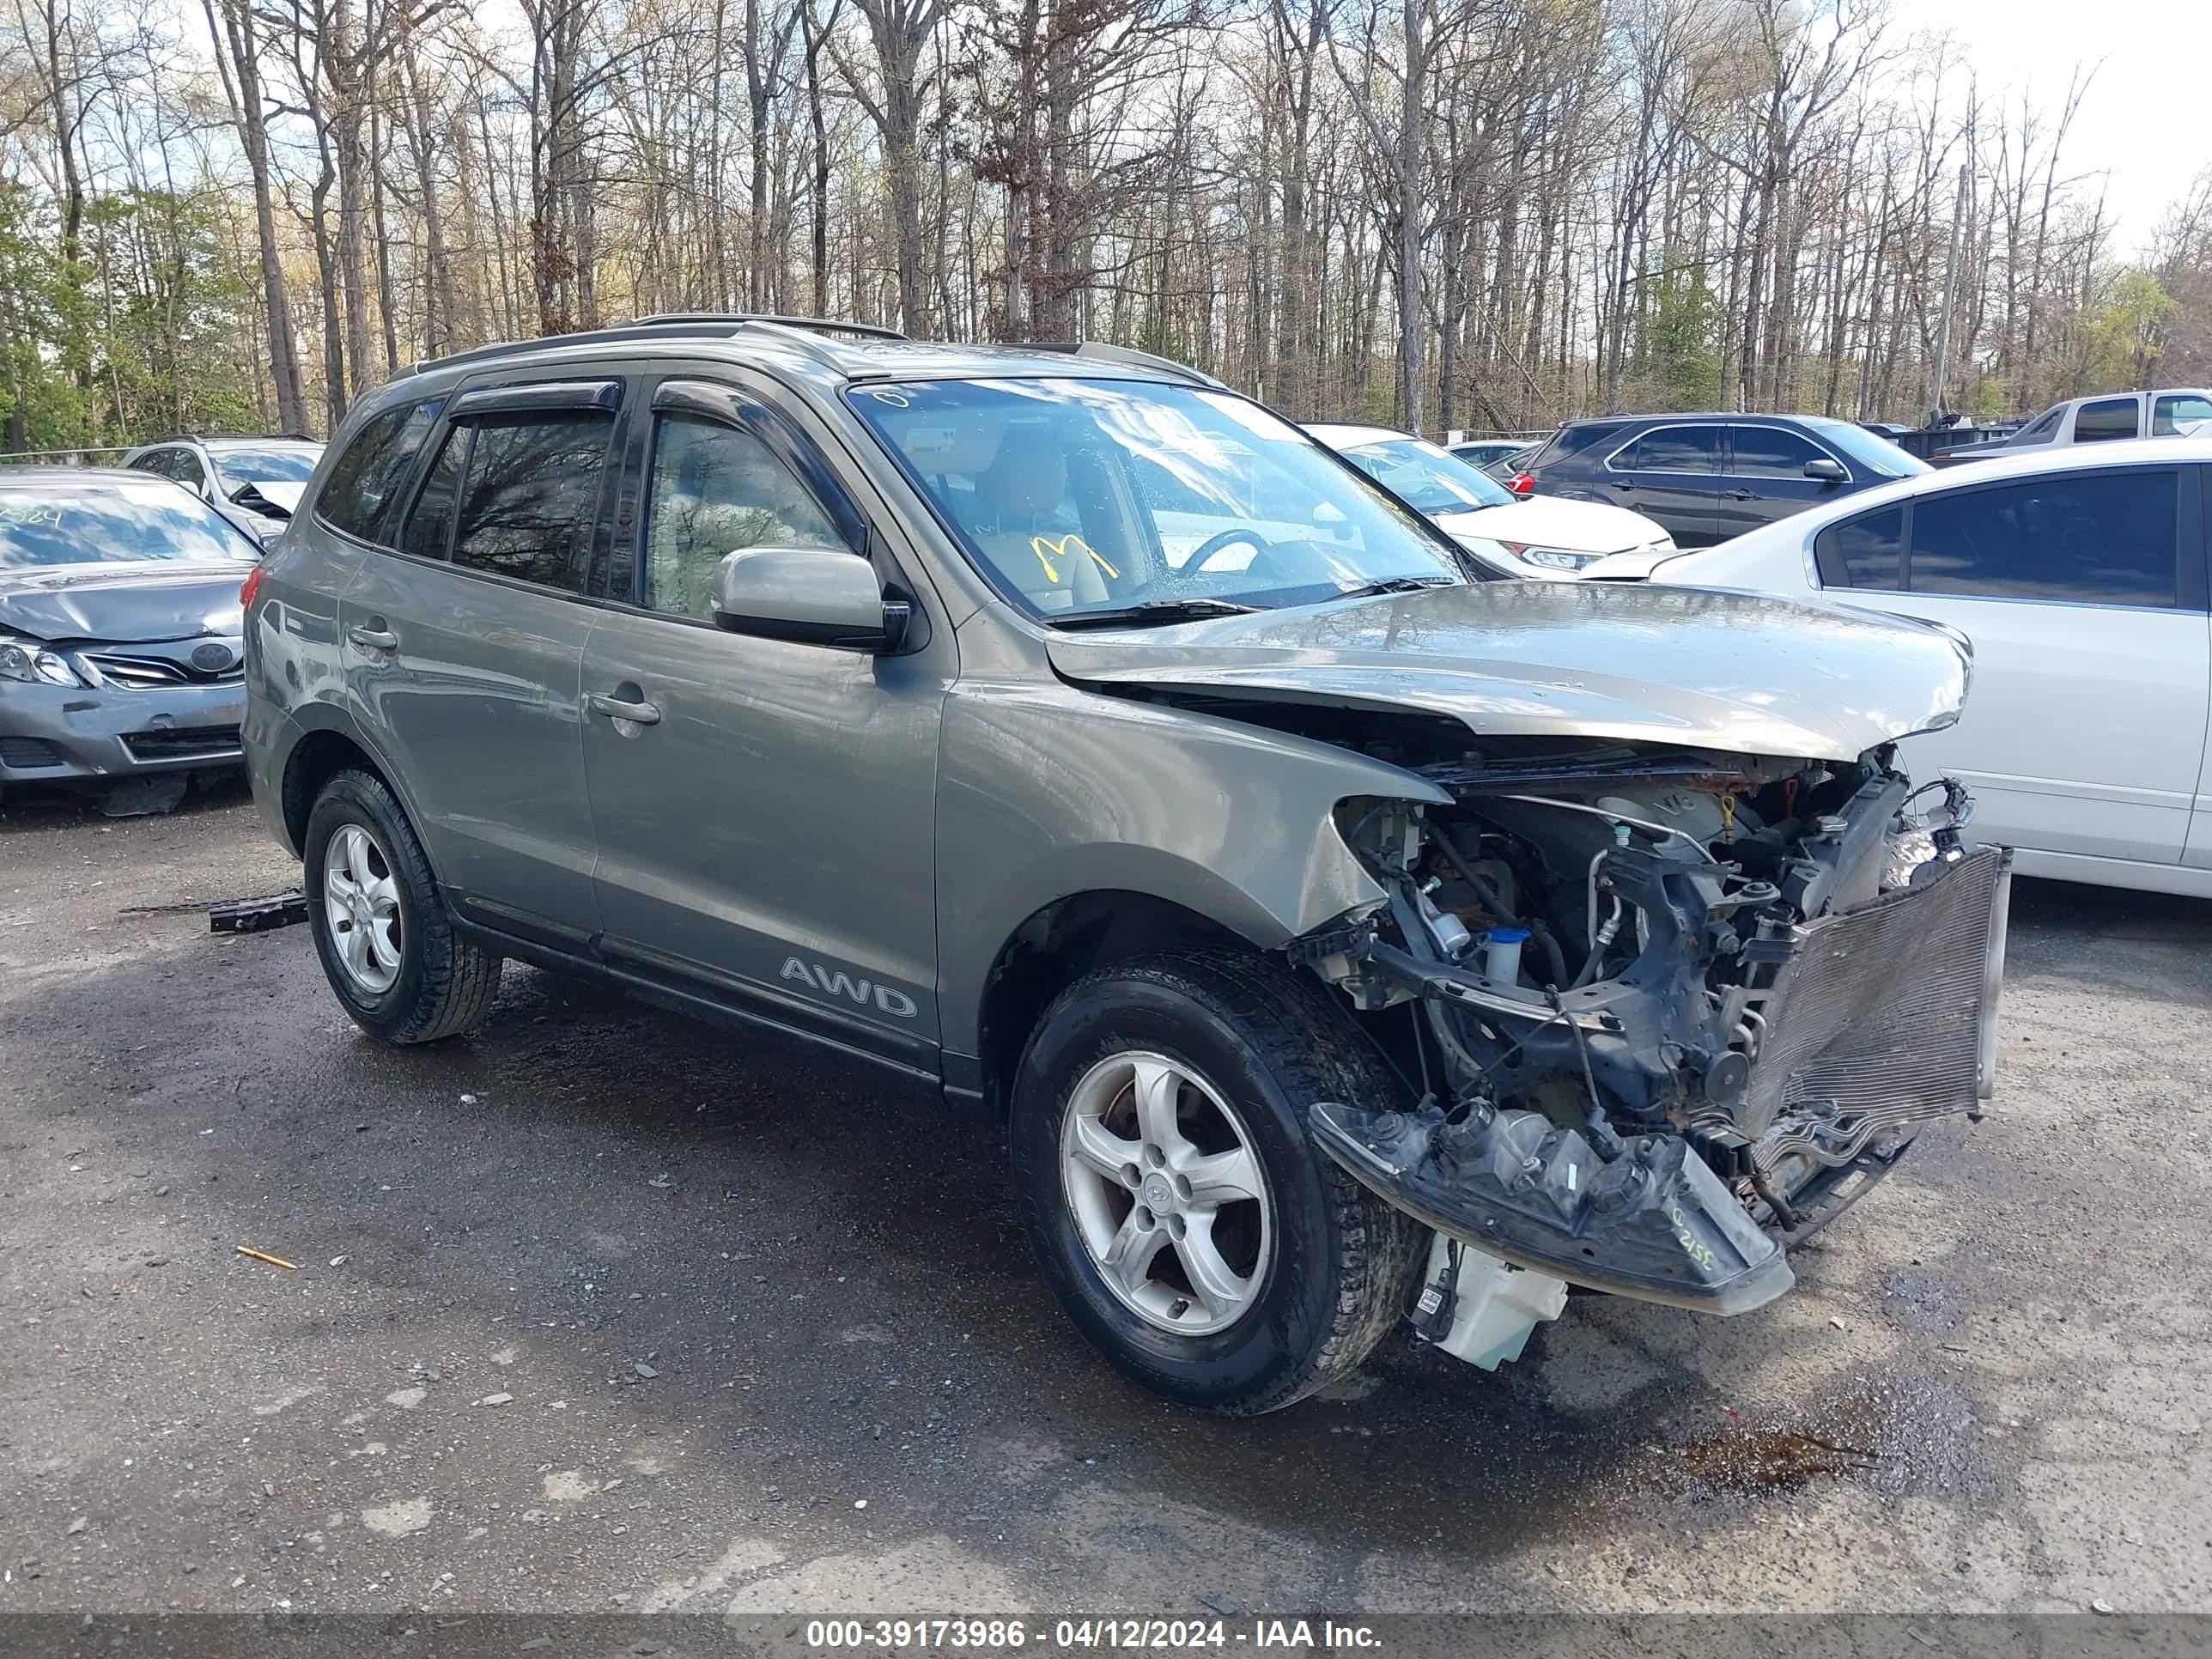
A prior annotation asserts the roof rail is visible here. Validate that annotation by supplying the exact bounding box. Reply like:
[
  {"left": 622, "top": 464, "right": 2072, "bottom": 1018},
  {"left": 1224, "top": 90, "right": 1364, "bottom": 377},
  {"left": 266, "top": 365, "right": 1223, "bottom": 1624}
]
[
  {"left": 1028, "top": 341, "right": 1226, "bottom": 389},
  {"left": 147, "top": 431, "right": 319, "bottom": 445},
  {"left": 632, "top": 312, "right": 907, "bottom": 341},
  {"left": 400, "top": 313, "right": 906, "bottom": 378},
  {"left": 402, "top": 320, "right": 752, "bottom": 376}
]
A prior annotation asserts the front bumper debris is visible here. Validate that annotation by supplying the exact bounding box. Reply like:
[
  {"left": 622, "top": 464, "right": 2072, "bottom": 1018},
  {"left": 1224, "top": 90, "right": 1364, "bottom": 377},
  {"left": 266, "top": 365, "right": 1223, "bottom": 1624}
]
[
  {"left": 1311, "top": 1099, "right": 1796, "bottom": 1314},
  {"left": 1309, "top": 841, "right": 2013, "bottom": 1316}
]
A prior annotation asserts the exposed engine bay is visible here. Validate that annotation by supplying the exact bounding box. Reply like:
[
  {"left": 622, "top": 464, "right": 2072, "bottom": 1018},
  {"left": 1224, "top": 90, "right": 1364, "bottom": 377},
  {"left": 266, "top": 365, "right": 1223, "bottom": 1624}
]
[{"left": 1285, "top": 732, "right": 2013, "bottom": 1340}]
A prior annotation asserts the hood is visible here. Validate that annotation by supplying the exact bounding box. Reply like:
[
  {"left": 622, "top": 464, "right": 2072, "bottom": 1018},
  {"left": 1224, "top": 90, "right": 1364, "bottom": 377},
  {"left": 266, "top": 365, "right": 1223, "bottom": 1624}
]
[
  {"left": 1046, "top": 580, "right": 1969, "bottom": 763},
  {"left": 1435, "top": 496, "right": 1667, "bottom": 558},
  {"left": 0, "top": 562, "right": 252, "bottom": 644}
]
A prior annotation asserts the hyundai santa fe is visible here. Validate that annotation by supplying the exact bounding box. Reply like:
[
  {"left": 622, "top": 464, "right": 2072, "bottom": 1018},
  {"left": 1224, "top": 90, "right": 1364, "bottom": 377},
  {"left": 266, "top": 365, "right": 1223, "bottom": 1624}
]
[{"left": 243, "top": 315, "right": 2011, "bottom": 1414}]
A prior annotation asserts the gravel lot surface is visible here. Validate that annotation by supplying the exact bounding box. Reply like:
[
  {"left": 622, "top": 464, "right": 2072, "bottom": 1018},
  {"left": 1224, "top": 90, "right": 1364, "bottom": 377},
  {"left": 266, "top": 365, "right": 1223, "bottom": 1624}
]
[{"left": 3, "top": 781, "right": 2209, "bottom": 1617}]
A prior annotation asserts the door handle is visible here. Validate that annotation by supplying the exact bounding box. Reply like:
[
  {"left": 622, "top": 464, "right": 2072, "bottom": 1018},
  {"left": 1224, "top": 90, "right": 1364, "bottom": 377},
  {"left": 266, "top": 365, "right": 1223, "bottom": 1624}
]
[
  {"left": 1610, "top": 479, "right": 1636, "bottom": 491},
  {"left": 1723, "top": 488, "right": 1757, "bottom": 501},
  {"left": 348, "top": 624, "right": 398, "bottom": 651},
  {"left": 589, "top": 692, "right": 661, "bottom": 726}
]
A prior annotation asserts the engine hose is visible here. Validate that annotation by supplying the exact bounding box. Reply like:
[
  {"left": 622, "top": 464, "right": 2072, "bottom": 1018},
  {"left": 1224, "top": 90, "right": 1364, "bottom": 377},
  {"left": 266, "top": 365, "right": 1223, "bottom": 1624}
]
[
  {"left": 1428, "top": 831, "right": 1571, "bottom": 988},
  {"left": 1525, "top": 918, "right": 1571, "bottom": 990},
  {"left": 1751, "top": 1170, "right": 1800, "bottom": 1229},
  {"left": 1550, "top": 989, "right": 1626, "bottom": 1161},
  {"left": 1424, "top": 1000, "right": 1492, "bottom": 1085},
  {"left": 1430, "top": 831, "right": 1518, "bottom": 921},
  {"left": 1571, "top": 897, "right": 1622, "bottom": 990}
]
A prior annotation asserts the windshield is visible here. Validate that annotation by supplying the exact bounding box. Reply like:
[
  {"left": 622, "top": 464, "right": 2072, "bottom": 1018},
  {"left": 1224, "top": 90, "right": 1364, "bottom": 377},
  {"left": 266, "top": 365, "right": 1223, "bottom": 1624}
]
[
  {"left": 848, "top": 378, "right": 1467, "bottom": 621},
  {"left": 1808, "top": 419, "right": 1929, "bottom": 479},
  {"left": 0, "top": 482, "right": 259, "bottom": 569},
  {"left": 1339, "top": 436, "right": 1515, "bottom": 513},
  {"left": 211, "top": 444, "right": 321, "bottom": 491}
]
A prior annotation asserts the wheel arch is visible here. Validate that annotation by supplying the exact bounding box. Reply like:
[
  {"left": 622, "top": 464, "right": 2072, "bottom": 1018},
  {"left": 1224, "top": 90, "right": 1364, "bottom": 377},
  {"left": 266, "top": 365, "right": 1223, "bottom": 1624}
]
[
  {"left": 276, "top": 714, "right": 416, "bottom": 860},
  {"left": 972, "top": 878, "right": 1285, "bottom": 1124}
]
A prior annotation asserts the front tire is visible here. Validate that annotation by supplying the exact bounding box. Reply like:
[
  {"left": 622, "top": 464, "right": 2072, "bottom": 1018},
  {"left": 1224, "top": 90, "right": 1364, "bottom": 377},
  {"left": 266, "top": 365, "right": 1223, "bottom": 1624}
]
[
  {"left": 1010, "top": 950, "right": 1423, "bottom": 1414},
  {"left": 304, "top": 769, "right": 502, "bottom": 1044}
]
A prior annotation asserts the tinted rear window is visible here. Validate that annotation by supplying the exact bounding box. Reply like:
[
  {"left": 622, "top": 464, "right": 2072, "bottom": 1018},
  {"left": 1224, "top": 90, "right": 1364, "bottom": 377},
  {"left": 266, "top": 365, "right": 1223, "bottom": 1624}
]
[
  {"left": 1524, "top": 422, "right": 1623, "bottom": 469},
  {"left": 1814, "top": 507, "right": 1903, "bottom": 590},
  {"left": 1622, "top": 426, "right": 1719, "bottom": 471},
  {"left": 315, "top": 399, "right": 445, "bottom": 543},
  {"left": 399, "top": 427, "right": 468, "bottom": 562},
  {"left": 447, "top": 413, "right": 614, "bottom": 592},
  {"left": 1907, "top": 471, "right": 2177, "bottom": 605},
  {"left": 2071, "top": 398, "right": 2139, "bottom": 443}
]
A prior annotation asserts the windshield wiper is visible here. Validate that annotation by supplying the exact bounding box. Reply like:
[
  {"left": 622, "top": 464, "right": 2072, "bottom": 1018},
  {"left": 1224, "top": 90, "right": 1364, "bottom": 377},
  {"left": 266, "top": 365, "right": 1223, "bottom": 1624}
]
[
  {"left": 1334, "top": 575, "right": 1456, "bottom": 599},
  {"left": 1049, "top": 598, "right": 1262, "bottom": 629}
]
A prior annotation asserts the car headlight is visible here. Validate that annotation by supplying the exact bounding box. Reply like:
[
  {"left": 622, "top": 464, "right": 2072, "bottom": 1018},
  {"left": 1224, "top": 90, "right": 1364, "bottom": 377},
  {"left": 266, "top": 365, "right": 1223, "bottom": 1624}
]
[
  {"left": 0, "top": 634, "right": 82, "bottom": 686},
  {"left": 1499, "top": 543, "right": 1601, "bottom": 572}
]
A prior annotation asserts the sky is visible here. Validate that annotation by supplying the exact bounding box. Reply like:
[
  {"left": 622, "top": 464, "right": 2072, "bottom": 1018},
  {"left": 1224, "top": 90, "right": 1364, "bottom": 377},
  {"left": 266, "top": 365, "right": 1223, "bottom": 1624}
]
[{"left": 1926, "top": 0, "right": 2208, "bottom": 252}]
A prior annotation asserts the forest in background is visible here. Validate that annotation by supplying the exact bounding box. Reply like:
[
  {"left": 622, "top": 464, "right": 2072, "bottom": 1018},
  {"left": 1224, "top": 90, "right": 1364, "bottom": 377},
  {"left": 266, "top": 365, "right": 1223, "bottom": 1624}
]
[{"left": 2, "top": 0, "right": 2209, "bottom": 450}]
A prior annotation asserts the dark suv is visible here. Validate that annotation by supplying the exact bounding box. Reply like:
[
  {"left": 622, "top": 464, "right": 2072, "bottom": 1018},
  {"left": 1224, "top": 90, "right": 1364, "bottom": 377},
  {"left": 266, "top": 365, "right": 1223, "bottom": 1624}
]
[{"left": 1511, "top": 413, "right": 1926, "bottom": 547}]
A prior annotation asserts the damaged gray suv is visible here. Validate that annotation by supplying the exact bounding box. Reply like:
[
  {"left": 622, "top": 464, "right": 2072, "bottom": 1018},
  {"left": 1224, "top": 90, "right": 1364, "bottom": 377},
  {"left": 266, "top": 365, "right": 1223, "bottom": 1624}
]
[{"left": 244, "top": 316, "right": 2010, "bottom": 1413}]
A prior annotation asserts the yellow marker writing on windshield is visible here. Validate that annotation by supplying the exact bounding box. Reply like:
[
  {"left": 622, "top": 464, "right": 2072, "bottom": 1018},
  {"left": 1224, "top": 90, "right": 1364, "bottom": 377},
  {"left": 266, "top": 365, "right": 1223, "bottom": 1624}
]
[{"left": 1029, "top": 533, "right": 1119, "bottom": 584}]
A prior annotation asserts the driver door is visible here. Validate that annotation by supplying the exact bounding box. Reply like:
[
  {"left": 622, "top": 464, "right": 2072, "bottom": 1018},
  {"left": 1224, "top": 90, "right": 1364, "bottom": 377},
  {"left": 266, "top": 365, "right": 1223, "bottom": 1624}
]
[{"left": 579, "top": 376, "right": 954, "bottom": 1066}]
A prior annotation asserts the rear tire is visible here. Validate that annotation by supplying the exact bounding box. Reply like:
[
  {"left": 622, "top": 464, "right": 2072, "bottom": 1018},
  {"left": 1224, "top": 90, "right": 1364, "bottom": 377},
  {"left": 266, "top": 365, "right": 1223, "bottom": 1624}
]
[
  {"left": 304, "top": 769, "right": 502, "bottom": 1044},
  {"left": 1009, "top": 949, "right": 1423, "bottom": 1414}
]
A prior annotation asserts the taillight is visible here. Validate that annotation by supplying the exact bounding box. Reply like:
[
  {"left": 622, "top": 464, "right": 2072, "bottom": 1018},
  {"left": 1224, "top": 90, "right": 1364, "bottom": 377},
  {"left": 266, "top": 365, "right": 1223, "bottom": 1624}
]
[
  {"left": 1504, "top": 471, "right": 1535, "bottom": 495},
  {"left": 240, "top": 563, "right": 266, "bottom": 609}
]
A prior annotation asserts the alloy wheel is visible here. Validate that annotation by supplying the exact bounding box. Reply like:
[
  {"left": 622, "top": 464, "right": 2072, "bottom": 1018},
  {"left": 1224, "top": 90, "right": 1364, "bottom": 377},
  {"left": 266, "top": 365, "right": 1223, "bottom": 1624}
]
[
  {"left": 323, "top": 822, "right": 404, "bottom": 994},
  {"left": 1059, "top": 1050, "right": 1273, "bottom": 1336}
]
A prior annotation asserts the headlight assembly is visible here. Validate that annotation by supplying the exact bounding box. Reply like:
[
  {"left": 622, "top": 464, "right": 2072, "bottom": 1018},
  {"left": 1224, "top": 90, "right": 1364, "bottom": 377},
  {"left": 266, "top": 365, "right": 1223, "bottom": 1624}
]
[
  {"left": 1498, "top": 543, "right": 1601, "bottom": 572},
  {"left": 0, "top": 635, "right": 82, "bottom": 686}
]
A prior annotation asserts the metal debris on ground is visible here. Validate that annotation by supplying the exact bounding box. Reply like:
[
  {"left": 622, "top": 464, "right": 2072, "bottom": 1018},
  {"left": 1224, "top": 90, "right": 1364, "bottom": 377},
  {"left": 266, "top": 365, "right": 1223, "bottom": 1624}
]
[
  {"left": 208, "top": 890, "right": 309, "bottom": 933},
  {"left": 234, "top": 1245, "right": 298, "bottom": 1270}
]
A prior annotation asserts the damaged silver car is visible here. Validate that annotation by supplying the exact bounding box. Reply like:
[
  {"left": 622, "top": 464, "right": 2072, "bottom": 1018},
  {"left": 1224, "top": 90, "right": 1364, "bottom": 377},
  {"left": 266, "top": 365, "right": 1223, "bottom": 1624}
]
[
  {"left": 244, "top": 319, "right": 2008, "bottom": 1414},
  {"left": 1, "top": 470, "right": 259, "bottom": 814}
]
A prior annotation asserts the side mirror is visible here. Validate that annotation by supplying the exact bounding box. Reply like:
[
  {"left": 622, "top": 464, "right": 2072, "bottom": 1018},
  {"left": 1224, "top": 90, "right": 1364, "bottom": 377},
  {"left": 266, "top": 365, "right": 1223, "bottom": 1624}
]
[
  {"left": 710, "top": 545, "right": 908, "bottom": 653},
  {"left": 1803, "top": 457, "right": 1849, "bottom": 483}
]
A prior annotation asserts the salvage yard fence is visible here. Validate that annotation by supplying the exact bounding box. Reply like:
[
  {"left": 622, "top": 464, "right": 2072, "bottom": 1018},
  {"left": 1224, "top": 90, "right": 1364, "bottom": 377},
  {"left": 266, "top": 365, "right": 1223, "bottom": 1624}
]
[{"left": 0, "top": 446, "right": 132, "bottom": 466}]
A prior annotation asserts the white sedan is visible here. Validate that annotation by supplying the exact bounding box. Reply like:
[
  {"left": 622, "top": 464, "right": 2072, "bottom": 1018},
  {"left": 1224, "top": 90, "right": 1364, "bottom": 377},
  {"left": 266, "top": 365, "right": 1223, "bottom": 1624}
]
[
  {"left": 1635, "top": 437, "right": 2212, "bottom": 899},
  {"left": 1307, "top": 422, "right": 1674, "bottom": 579}
]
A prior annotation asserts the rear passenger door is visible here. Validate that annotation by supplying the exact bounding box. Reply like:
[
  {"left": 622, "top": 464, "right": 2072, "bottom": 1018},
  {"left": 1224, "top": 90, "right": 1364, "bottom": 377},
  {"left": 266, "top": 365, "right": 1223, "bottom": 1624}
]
[
  {"left": 339, "top": 378, "right": 623, "bottom": 945},
  {"left": 577, "top": 375, "right": 952, "bottom": 1066},
  {"left": 1812, "top": 464, "right": 2210, "bottom": 870},
  {"left": 1713, "top": 423, "right": 1850, "bottom": 540},
  {"left": 1603, "top": 425, "right": 1722, "bottom": 545}
]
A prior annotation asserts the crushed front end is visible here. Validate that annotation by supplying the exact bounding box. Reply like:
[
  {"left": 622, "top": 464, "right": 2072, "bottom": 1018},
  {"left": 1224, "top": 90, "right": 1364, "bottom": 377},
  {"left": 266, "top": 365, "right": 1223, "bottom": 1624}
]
[{"left": 1297, "top": 740, "right": 2010, "bottom": 1320}]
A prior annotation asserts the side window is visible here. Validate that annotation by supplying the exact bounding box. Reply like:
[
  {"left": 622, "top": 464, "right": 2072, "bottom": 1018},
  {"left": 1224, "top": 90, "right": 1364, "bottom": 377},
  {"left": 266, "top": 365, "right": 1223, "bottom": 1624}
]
[
  {"left": 642, "top": 414, "right": 848, "bottom": 621},
  {"left": 130, "top": 448, "right": 178, "bottom": 480},
  {"left": 1621, "top": 426, "right": 1719, "bottom": 472},
  {"left": 2012, "top": 406, "right": 2063, "bottom": 444},
  {"left": 399, "top": 427, "right": 468, "bottom": 562},
  {"left": 1908, "top": 471, "right": 2179, "bottom": 606},
  {"left": 448, "top": 412, "right": 615, "bottom": 592},
  {"left": 316, "top": 398, "right": 446, "bottom": 543},
  {"left": 173, "top": 449, "right": 209, "bottom": 489},
  {"left": 2153, "top": 393, "right": 2212, "bottom": 436},
  {"left": 1728, "top": 426, "right": 1830, "bottom": 478},
  {"left": 2072, "top": 398, "right": 2139, "bottom": 443},
  {"left": 1814, "top": 507, "right": 1903, "bottom": 590}
]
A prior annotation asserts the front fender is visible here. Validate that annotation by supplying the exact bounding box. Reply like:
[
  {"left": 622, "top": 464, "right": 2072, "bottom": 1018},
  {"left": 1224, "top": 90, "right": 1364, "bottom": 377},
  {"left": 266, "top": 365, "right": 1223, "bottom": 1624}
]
[{"left": 933, "top": 680, "right": 1448, "bottom": 1054}]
